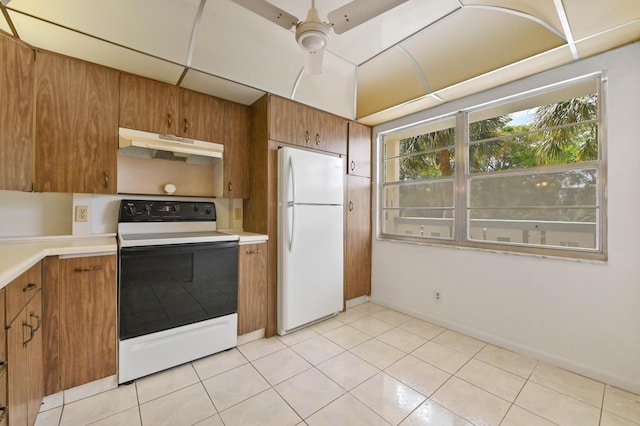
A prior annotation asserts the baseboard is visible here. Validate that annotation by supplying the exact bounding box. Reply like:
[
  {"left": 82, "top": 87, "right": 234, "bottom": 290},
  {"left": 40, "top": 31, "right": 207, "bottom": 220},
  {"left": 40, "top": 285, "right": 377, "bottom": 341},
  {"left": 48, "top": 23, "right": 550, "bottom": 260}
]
[
  {"left": 346, "top": 295, "right": 370, "bottom": 308},
  {"left": 369, "top": 296, "right": 640, "bottom": 394}
]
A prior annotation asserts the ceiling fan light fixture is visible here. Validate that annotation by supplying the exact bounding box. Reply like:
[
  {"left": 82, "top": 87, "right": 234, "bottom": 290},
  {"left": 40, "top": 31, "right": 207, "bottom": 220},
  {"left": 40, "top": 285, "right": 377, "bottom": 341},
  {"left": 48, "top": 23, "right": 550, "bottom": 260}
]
[{"left": 295, "top": 21, "right": 330, "bottom": 52}]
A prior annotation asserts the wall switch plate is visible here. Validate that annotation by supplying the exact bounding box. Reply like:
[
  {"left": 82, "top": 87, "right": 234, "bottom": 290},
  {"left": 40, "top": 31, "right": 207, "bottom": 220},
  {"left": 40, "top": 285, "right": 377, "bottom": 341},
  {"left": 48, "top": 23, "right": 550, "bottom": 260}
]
[
  {"left": 75, "top": 205, "right": 89, "bottom": 222},
  {"left": 234, "top": 207, "right": 242, "bottom": 221}
]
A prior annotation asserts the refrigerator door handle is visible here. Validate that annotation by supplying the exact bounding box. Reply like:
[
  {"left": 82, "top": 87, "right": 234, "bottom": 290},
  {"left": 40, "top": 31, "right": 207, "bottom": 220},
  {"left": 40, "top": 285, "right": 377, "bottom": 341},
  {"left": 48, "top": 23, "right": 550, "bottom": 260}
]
[{"left": 288, "top": 156, "right": 295, "bottom": 252}]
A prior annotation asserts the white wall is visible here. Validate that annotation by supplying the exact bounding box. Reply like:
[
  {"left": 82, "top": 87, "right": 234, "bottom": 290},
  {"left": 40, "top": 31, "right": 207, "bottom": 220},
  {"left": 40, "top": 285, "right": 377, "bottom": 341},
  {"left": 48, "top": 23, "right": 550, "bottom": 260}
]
[{"left": 371, "top": 42, "right": 640, "bottom": 393}]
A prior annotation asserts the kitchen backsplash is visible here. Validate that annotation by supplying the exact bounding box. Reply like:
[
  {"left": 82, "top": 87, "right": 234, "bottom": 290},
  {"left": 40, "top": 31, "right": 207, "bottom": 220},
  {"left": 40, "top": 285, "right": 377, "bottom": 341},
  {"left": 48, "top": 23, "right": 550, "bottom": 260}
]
[{"left": 0, "top": 190, "right": 243, "bottom": 238}]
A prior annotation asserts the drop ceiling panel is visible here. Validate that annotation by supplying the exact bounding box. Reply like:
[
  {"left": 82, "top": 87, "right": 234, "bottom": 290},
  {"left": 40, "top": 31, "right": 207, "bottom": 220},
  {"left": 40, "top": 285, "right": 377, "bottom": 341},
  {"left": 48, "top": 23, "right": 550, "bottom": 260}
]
[
  {"left": 327, "top": 0, "right": 460, "bottom": 65},
  {"left": 436, "top": 46, "right": 573, "bottom": 103},
  {"left": 403, "top": 8, "right": 565, "bottom": 92},
  {"left": 191, "top": 0, "right": 302, "bottom": 98},
  {"left": 575, "top": 20, "right": 640, "bottom": 59},
  {"left": 7, "top": 0, "right": 199, "bottom": 64},
  {"left": 180, "top": 69, "right": 265, "bottom": 105},
  {"left": 461, "top": 0, "right": 563, "bottom": 35},
  {"left": 10, "top": 12, "right": 185, "bottom": 84},
  {"left": 358, "top": 94, "right": 444, "bottom": 126},
  {"left": 564, "top": 0, "right": 640, "bottom": 40},
  {"left": 293, "top": 51, "right": 356, "bottom": 119},
  {"left": 357, "top": 46, "right": 428, "bottom": 118}
]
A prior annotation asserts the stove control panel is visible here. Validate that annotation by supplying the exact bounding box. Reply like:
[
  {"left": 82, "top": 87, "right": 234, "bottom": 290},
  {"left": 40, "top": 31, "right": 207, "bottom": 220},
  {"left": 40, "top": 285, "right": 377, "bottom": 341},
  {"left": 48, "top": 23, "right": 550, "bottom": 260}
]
[{"left": 118, "top": 199, "right": 217, "bottom": 222}]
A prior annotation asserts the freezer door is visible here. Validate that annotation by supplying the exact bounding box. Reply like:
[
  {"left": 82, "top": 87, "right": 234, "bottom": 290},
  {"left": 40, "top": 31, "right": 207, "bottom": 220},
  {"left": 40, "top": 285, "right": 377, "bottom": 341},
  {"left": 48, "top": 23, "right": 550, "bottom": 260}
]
[
  {"left": 279, "top": 147, "right": 344, "bottom": 205},
  {"left": 278, "top": 203, "right": 344, "bottom": 334}
]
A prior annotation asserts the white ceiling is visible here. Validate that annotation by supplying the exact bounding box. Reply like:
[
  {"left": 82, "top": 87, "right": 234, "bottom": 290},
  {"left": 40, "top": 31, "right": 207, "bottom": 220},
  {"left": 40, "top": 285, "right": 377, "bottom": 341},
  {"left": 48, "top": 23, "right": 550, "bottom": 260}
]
[{"left": 1, "top": 0, "right": 639, "bottom": 126}]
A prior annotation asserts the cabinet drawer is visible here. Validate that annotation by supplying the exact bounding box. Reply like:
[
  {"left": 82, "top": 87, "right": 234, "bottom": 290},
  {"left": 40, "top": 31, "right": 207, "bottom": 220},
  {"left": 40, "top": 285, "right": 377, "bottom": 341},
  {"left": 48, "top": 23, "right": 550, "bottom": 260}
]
[{"left": 6, "top": 262, "right": 41, "bottom": 326}]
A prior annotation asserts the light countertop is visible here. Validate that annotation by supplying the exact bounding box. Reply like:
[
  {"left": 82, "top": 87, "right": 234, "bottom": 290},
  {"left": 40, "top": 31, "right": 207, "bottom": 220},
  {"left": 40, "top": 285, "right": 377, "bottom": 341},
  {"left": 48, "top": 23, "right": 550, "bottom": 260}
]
[
  {"left": 0, "top": 235, "right": 117, "bottom": 289},
  {"left": 0, "top": 230, "right": 268, "bottom": 289}
]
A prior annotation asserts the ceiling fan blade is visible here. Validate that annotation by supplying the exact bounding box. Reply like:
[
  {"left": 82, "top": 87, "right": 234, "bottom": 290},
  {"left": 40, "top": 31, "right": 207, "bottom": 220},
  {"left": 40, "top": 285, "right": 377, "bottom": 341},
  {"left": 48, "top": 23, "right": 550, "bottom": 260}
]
[
  {"left": 232, "top": 0, "right": 299, "bottom": 30},
  {"left": 303, "top": 49, "right": 324, "bottom": 75},
  {"left": 328, "top": 0, "right": 409, "bottom": 34}
]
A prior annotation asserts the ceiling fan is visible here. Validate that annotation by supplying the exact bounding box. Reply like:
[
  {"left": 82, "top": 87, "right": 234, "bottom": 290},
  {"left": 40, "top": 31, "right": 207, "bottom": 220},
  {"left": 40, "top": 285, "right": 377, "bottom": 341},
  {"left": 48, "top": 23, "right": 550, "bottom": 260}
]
[{"left": 232, "top": 0, "right": 409, "bottom": 74}]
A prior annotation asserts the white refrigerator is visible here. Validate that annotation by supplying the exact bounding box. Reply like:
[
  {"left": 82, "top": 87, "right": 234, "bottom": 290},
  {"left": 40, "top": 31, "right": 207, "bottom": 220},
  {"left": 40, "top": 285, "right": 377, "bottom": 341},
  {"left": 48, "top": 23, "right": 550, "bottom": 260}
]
[{"left": 277, "top": 147, "right": 344, "bottom": 335}]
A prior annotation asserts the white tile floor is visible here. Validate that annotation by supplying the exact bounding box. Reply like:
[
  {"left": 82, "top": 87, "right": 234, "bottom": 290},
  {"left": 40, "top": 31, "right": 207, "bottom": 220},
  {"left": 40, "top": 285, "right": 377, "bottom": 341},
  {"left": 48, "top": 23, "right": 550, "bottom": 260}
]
[{"left": 35, "top": 302, "right": 640, "bottom": 426}]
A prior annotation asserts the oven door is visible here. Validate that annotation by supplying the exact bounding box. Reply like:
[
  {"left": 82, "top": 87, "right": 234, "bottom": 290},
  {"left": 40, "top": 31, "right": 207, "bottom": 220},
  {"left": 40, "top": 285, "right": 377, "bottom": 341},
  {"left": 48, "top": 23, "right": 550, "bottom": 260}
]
[{"left": 118, "top": 241, "right": 238, "bottom": 340}]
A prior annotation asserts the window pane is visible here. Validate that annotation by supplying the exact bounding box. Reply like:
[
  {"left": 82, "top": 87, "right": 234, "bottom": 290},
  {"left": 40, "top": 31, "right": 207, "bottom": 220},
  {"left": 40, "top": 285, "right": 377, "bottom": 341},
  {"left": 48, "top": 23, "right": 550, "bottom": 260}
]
[
  {"left": 383, "top": 181, "right": 454, "bottom": 239},
  {"left": 384, "top": 149, "right": 455, "bottom": 182},
  {"left": 469, "top": 122, "right": 598, "bottom": 173},
  {"left": 468, "top": 169, "right": 598, "bottom": 249}
]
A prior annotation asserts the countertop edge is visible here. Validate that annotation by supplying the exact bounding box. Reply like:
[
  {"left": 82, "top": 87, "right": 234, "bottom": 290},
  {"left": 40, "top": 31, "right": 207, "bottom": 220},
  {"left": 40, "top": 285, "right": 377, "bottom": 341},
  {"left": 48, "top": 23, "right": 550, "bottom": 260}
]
[{"left": 0, "top": 235, "right": 118, "bottom": 289}]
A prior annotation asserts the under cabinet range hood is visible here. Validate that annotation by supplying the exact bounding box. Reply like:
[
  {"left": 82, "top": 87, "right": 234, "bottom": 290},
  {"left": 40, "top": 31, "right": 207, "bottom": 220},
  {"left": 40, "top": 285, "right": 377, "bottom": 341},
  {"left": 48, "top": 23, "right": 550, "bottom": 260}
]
[{"left": 118, "top": 127, "right": 224, "bottom": 164}]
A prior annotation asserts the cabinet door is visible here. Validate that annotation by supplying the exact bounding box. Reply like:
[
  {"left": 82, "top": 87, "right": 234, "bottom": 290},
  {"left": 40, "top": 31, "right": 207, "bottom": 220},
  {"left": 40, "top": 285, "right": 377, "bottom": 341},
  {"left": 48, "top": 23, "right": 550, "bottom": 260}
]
[
  {"left": 0, "top": 35, "right": 34, "bottom": 192},
  {"left": 42, "top": 257, "right": 60, "bottom": 396},
  {"left": 223, "top": 101, "right": 250, "bottom": 198},
  {"left": 35, "top": 52, "right": 118, "bottom": 194},
  {"left": 268, "top": 95, "right": 307, "bottom": 147},
  {"left": 311, "top": 109, "right": 347, "bottom": 155},
  {"left": 347, "top": 121, "right": 371, "bottom": 178},
  {"left": 0, "top": 290, "right": 6, "bottom": 426},
  {"left": 7, "top": 290, "right": 41, "bottom": 426},
  {"left": 6, "top": 262, "right": 41, "bottom": 328},
  {"left": 179, "top": 89, "right": 224, "bottom": 141},
  {"left": 238, "top": 243, "right": 267, "bottom": 335},
  {"left": 25, "top": 293, "right": 43, "bottom": 426},
  {"left": 59, "top": 255, "right": 117, "bottom": 390},
  {"left": 345, "top": 175, "right": 372, "bottom": 300},
  {"left": 119, "top": 73, "right": 179, "bottom": 134}
]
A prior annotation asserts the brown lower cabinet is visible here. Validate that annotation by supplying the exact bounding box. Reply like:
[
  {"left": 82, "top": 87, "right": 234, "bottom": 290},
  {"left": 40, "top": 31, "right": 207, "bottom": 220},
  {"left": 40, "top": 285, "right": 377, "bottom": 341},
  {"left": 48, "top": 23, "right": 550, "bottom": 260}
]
[
  {"left": 43, "top": 254, "right": 117, "bottom": 394},
  {"left": 6, "top": 265, "right": 43, "bottom": 426},
  {"left": 237, "top": 242, "right": 267, "bottom": 335}
]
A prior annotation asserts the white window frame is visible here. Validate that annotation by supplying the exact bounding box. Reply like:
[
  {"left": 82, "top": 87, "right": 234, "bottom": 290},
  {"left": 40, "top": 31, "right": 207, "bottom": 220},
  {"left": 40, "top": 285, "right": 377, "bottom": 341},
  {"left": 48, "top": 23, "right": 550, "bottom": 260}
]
[{"left": 377, "top": 74, "right": 607, "bottom": 260}]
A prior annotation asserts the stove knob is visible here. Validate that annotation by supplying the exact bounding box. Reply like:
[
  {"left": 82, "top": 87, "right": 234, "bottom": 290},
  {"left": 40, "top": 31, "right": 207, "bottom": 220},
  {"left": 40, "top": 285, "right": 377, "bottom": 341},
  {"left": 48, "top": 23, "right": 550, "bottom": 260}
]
[
  {"left": 143, "top": 204, "right": 151, "bottom": 214},
  {"left": 204, "top": 208, "right": 211, "bottom": 215},
  {"left": 193, "top": 205, "right": 199, "bottom": 213},
  {"left": 127, "top": 205, "right": 137, "bottom": 215}
]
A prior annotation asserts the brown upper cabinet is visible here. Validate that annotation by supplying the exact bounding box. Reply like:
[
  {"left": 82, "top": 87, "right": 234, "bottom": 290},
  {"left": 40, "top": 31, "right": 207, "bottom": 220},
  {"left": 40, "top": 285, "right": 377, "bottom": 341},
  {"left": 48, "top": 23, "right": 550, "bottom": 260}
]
[
  {"left": 223, "top": 101, "right": 250, "bottom": 198},
  {"left": 35, "top": 51, "right": 119, "bottom": 194},
  {"left": 347, "top": 121, "right": 372, "bottom": 178},
  {"left": 179, "top": 89, "right": 225, "bottom": 142},
  {"left": 119, "top": 73, "right": 179, "bottom": 135},
  {"left": 0, "top": 34, "right": 34, "bottom": 192},
  {"left": 268, "top": 95, "right": 347, "bottom": 155}
]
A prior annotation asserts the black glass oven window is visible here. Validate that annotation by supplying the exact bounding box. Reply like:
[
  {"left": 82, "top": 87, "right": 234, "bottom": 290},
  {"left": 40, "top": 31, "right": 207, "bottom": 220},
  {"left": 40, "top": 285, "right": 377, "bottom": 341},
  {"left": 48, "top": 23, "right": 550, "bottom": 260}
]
[{"left": 119, "top": 242, "right": 239, "bottom": 340}]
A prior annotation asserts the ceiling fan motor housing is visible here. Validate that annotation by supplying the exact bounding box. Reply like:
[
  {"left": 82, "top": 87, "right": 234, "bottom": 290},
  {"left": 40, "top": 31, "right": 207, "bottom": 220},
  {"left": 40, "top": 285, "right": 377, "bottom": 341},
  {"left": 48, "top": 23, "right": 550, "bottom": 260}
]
[{"left": 295, "top": 6, "right": 330, "bottom": 52}]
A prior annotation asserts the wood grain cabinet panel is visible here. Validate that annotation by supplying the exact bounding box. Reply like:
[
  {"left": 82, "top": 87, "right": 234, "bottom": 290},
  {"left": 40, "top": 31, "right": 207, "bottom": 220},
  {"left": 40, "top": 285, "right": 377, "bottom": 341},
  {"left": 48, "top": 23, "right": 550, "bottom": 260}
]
[
  {"left": 58, "top": 255, "right": 117, "bottom": 390},
  {"left": 119, "top": 73, "right": 179, "bottom": 135},
  {"left": 42, "top": 257, "right": 60, "bottom": 396},
  {"left": 223, "top": 101, "right": 250, "bottom": 198},
  {"left": 178, "top": 89, "right": 225, "bottom": 142},
  {"left": 268, "top": 95, "right": 347, "bottom": 155},
  {"left": 35, "top": 52, "right": 119, "bottom": 194},
  {"left": 0, "top": 34, "right": 34, "bottom": 192},
  {"left": 345, "top": 175, "right": 372, "bottom": 301},
  {"left": 237, "top": 243, "right": 267, "bottom": 335},
  {"left": 7, "top": 289, "right": 42, "bottom": 426},
  {"left": 347, "top": 121, "right": 372, "bottom": 178},
  {"left": 6, "top": 262, "right": 41, "bottom": 328}
]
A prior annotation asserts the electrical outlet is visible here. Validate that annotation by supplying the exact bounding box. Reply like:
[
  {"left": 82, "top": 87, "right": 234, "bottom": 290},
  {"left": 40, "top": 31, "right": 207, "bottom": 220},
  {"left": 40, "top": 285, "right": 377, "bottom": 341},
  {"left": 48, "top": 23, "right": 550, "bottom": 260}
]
[
  {"left": 433, "top": 290, "right": 442, "bottom": 303},
  {"left": 234, "top": 207, "right": 242, "bottom": 221},
  {"left": 75, "top": 205, "right": 88, "bottom": 222}
]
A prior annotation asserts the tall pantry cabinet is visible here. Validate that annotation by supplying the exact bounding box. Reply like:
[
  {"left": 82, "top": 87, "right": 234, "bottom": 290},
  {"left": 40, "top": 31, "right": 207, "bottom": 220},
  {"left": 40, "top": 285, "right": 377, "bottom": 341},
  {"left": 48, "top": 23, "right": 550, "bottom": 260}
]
[{"left": 244, "top": 95, "right": 372, "bottom": 336}]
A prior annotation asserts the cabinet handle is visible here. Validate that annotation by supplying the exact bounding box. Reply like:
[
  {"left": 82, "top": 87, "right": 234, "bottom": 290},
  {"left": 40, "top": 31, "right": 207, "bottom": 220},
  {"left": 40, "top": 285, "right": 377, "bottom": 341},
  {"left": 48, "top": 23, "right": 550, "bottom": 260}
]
[
  {"left": 30, "top": 312, "right": 41, "bottom": 332},
  {"left": 74, "top": 266, "right": 102, "bottom": 272},
  {"left": 183, "top": 118, "right": 189, "bottom": 133},
  {"left": 0, "top": 361, "right": 7, "bottom": 376},
  {"left": 315, "top": 133, "right": 320, "bottom": 146},
  {"left": 103, "top": 171, "right": 109, "bottom": 188},
  {"left": 0, "top": 406, "right": 6, "bottom": 422},
  {"left": 23, "top": 321, "right": 34, "bottom": 347},
  {"left": 246, "top": 249, "right": 262, "bottom": 254},
  {"left": 228, "top": 182, "right": 232, "bottom": 194},
  {"left": 349, "top": 201, "right": 354, "bottom": 212},
  {"left": 350, "top": 160, "right": 356, "bottom": 171},
  {"left": 305, "top": 131, "right": 310, "bottom": 144},
  {"left": 167, "top": 113, "right": 173, "bottom": 128},
  {"left": 22, "top": 282, "right": 37, "bottom": 292}
]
